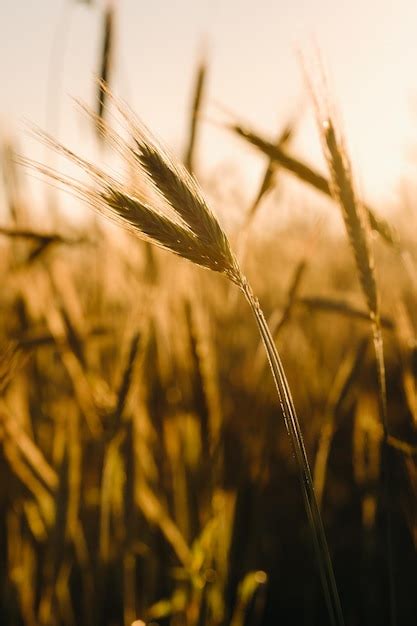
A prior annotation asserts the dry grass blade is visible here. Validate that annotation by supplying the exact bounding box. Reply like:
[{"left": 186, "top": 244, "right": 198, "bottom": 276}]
[
  {"left": 314, "top": 337, "right": 369, "bottom": 508},
  {"left": 252, "top": 259, "right": 307, "bottom": 381},
  {"left": 184, "top": 53, "right": 207, "bottom": 173},
  {"left": 244, "top": 118, "right": 295, "bottom": 228},
  {"left": 310, "top": 83, "right": 395, "bottom": 625},
  {"left": 234, "top": 118, "right": 298, "bottom": 270},
  {"left": 137, "top": 481, "right": 193, "bottom": 570},
  {"left": 0, "top": 404, "right": 58, "bottom": 491},
  {"left": 185, "top": 294, "right": 223, "bottom": 455},
  {"left": 99, "top": 429, "right": 125, "bottom": 562},
  {"left": 0, "top": 226, "right": 84, "bottom": 245},
  {"left": 394, "top": 302, "right": 417, "bottom": 426},
  {"left": 96, "top": 3, "right": 115, "bottom": 137},
  {"left": 13, "top": 325, "right": 108, "bottom": 351},
  {"left": 229, "top": 122, "right": 398, "bottom": 247},
  {"left": 1, "top": 140, "right": 26, "bottom": 222},
  {"left": 230, "top": 570, "right": 268, "bottom": 626},
  {"left": 0, "top": 225, "right": 85, "bottom": 266},
  {"left": 297, "top": 296, "right": 394, "bottom": 330},
  {"left": 113, "top": 331, "right": 141, "bottom": 424},
  {"left": 21, "top": 268, "right": 103, "bottom": 437},
  {"left": 0, "top": 342, "right": 26, "bottom": 394},
  {"left": 2, "top": 440, "right": 55, "bottom": 525},
  {"left": 387, "top": 435, "right": 417, "bottom": 456},
  {"left": 272, "top": 259, "right": 307, "bottom": 335}
]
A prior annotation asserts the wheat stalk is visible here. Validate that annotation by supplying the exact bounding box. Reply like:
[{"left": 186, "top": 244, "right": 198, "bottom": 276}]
[
  {"left": 244, "top": 118, "right": 295, "bottom": 229},
  {"left": 308, "top": 79, "right": 396, "bottom": 625},
  {"left": 298, "top": 295, "right": 394, "bottom": 329},
  {"left": 25, "top": 93, "right": 345, "bottom": 626},
  {"left": 321, "top": 119, "right": 379, "bottom": 319}
]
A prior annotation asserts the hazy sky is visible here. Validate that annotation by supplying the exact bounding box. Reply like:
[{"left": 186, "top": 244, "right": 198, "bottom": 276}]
[{"left": 1, "top": 0, "right": 417, "bottom": 207}]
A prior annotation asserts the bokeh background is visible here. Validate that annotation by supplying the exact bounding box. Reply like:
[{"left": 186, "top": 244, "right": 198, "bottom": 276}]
[
  {"left": 3, "top": 0, "right": 417, "bottom": 200},
  {"left": 1, "top": 1, "right": 417, "bottom": 625}
]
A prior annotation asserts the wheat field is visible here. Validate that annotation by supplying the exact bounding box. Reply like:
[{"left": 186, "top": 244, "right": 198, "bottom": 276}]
[{"left": 1, "top": 3, "right": 417, "bottom": 626}]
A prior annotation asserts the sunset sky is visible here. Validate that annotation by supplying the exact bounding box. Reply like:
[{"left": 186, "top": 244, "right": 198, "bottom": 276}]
[{"left": 1, "top": 0, "right": 417, "bottom": 208}]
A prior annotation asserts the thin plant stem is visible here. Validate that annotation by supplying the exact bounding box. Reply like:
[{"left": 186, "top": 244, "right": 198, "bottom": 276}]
[
  {"left": 238, "top": 274, "right": 345, "bottom": 626},
  {"left": 372, "top": 321, "right": 397, "bottom": 626}
]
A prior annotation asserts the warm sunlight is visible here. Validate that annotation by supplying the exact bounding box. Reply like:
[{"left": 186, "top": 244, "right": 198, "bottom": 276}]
[{"left": 0, "top": 2, "right": 417, "bottom": 626}]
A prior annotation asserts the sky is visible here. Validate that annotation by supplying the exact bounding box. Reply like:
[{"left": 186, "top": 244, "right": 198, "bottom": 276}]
[{"left": 1, "top": 0, "right": 417, "bottom": 211}]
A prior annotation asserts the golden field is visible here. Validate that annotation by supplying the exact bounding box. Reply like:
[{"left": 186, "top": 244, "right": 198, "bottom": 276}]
[{"left": 1, "top": 4, "right": 417, "bottom": 626}]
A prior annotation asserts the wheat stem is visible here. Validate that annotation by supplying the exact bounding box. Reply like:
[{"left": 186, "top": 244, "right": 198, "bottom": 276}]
[{"left": 238, "top": 274, "right": 344, "bottom": 626}]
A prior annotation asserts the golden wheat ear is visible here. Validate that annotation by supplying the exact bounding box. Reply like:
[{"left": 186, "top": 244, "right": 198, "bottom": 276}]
[
  {"left": 131, "top": 141, "right": 218, "bottom": 240},
  {"left": 320, "top": 118, "right": 379, "bottom": 320},
  {"left": 101, "top": 187, "right": 236, "bottom": 276},
  {"left": 21, "top": 112, "right": 240, "bottom": 283},
  {"left": 86, "top": 84, "right": 236, "bottom": 275}
]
